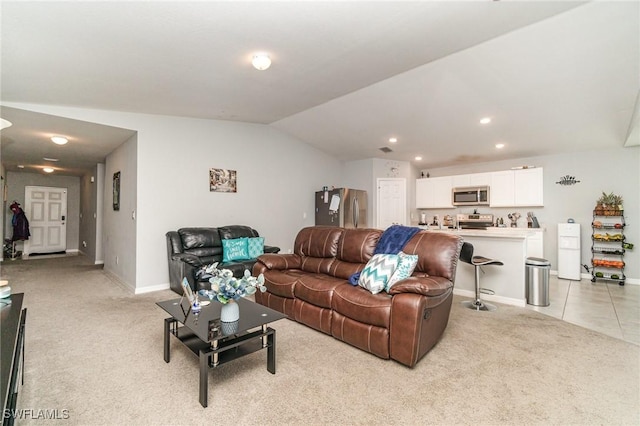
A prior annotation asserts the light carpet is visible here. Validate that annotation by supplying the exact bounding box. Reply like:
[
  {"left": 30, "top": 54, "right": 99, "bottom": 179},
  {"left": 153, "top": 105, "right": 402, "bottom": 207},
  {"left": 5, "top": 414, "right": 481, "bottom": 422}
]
[{"left": 2, "top": 255, "right": 638, "bottom": 425}]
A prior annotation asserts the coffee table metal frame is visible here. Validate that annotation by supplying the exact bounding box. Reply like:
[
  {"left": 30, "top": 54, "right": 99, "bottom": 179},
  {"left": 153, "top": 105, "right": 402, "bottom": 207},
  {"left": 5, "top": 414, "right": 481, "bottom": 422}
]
[{"left": 158, "top": 297, "right": 285, "bottom": 407}]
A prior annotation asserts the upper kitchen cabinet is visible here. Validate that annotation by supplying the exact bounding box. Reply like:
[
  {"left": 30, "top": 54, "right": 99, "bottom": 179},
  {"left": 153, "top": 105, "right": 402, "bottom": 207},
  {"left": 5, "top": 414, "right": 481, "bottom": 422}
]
[
  {"left": 490, "top": 170, "right": 516, "bottom": 207},
  {"left": 490, "top": 168, "right": 544, "bottom": 207},
  {"left": 416, "top": 176, "right": 453, "bottom": 209},
  {"left": 514, "top": 167, "right": 543, "bottom": 206},
  {"left": 451, "top": 172, "right": 491, "bottom": 188}
]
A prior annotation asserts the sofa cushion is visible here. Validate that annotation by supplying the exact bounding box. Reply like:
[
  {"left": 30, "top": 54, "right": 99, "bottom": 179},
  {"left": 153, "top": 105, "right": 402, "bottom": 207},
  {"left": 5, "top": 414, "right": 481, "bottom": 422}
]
[
  {"left": 247, "top": 237, "right": 265, "bottom": 258},
  {"left": 386, "top": 251, "right": 419, "bottom": 292},
  {"left": 336, "top": 228, "right": 381, "bottom": 263},
  {"left": 358, "top": 254, "right": 399, "bottom": 294},
  {"left": 332, "top": 284, "right": 392, "bottom": 328},
  {"left": 401, "top": 231, "right": 462, "bottom": 281},
  {"left": 218, "top": 225, "right": 259, "bottom": 239},
  {"left": 222, "top": 238, "right": 250, "bottom": 262},
  {"left": 295, "top": 274, "right": 346, "bottom": 308},
  {"left": 179, "top": 227, "right": 221, "bottom": 250},
  {"left": 262, "top": 269, "right": 304, "bottom": 299},
  {"left": 294, "top": 226, "right": 342, "bottom": 258}
]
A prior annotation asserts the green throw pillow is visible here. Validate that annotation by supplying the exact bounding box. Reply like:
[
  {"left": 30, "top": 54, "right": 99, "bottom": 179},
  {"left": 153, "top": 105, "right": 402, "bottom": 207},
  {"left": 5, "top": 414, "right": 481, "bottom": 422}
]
[
  {"left": 385, "top": 251, "right": 419, "bottom": 292},
  {"left": 222, "top": 238, "right": 250, "bottom": 262},
  {"left": 247, "top": 237, "right": 265, "bottom": 258},
  {"left": 358, "top": 253, "right": 399, "bottom": 295}
]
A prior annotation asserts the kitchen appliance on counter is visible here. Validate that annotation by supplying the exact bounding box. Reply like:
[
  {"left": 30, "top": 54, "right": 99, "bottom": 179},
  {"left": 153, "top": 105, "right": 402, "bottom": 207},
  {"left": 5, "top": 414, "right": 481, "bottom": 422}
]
[
  {"left": 315, "top": 188, "right": 367, "bottom": 228},
  {"left": 456, "top": 213, "right": 494, "bottom": 230},
  {"left": 452, "top": 186, "right": 490, "bottom": 206}
]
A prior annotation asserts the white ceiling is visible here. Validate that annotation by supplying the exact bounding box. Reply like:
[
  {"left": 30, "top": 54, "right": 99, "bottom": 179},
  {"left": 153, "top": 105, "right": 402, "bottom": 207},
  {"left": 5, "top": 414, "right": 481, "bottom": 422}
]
[{"left": 1, "top": 1, "right": 638, "bottom": 175}]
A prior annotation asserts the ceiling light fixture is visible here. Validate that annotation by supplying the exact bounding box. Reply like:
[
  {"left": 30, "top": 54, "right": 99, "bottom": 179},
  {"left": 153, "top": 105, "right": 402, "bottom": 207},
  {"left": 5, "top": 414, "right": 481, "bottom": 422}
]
[
  {"left": 17, "top": 165, "right": 24, "bottom": 169},
  {"left": 51, "top": 136, "right": 68, "bottom": 145},
  {"left": 43, "top": 167, "right": 55, "bottom": 173},
  {"left": 415, "top": 156, "right": 423, "bottom": 161},
  {"left": 252, "top": 53, "right": 272, "bottom": 71},
  {"left": 389, "top": 137, "right": 398, "bottom": 143},
  {"left": 480, "top": 117, "right": 492, "bottom": 125},
  {"left": 43, "top": 157, "right": 59, "bottom": 162},
  {"left": 0, "top": 118, "right": 12, "bottom": 129},
  {"left": 495, "top": 143, "right": 505, "bottom": 149}
]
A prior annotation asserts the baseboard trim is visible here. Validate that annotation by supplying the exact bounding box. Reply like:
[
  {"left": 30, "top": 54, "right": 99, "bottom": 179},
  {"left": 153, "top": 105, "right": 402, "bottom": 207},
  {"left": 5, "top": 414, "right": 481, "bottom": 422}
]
[
  {"left": 453, "top": 288, "right": 526, "bottom": 307},
  {"left": 551, "top": 269, "right": 638, "bottom": 285},
  {"left": 135, "top": 283, "right": 170, "bottom": 294}
]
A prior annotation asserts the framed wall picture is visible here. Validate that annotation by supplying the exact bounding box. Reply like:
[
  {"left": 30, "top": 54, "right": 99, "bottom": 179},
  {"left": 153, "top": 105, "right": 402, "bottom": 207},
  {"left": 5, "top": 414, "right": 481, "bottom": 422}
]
[
  {"left": 209, "top": 168, "right": 237, "bottom": 193},
  {"left": 113, "top": 171, "right": 121, "bottom": 210}
]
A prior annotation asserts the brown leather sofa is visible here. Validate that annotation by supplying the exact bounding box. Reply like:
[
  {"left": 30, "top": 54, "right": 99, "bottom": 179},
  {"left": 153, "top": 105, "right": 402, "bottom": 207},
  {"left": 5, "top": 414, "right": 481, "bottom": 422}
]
[{"left": 253, "top": 226, "right": 463, "bottom": 367}]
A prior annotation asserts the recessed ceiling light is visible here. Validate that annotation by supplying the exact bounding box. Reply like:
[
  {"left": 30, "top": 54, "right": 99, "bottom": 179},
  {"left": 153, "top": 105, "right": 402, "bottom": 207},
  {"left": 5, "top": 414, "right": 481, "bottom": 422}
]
[
  {"left": 495, "top": 143, "right": 505, "bottom": 149},
  {"left": 252, "top": 53, "right": 271, "bottom": 71},
  {"left": 415, "top": 156, "right": 423, "bottom": 161},
  {"left": 389, "top": 137, "right": 398, "bottom": 143},
  {"left": 480, "top": 117, "right": 492, "bottom": 125},
  {"left": 43, "top": 167, "right": 55, "bottom": 173},
  {"left": 0, "top": 118, "right": 12, "bottom": 129},
  {"left": 43, "top": 157, "right": 59, "bottom": 162},
  {"left": 51, "top": 136, "right": 68, "bottom": 145}
]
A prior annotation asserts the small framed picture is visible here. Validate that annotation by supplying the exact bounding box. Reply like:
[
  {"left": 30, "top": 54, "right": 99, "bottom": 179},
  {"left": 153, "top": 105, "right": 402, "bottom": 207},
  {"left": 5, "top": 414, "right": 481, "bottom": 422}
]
[
  {"left": 113, "top": 171, "right": 121, "bottom": 210},
  {"left": 209, "top": 168, "right": 237, "bottom": 193}
]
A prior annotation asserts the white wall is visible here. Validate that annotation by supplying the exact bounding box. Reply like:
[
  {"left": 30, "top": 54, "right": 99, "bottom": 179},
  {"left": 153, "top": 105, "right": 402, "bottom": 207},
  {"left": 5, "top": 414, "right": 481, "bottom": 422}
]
[
  {"left": 343, "top": 158, "right": 415, "bottom": 227},
  {"left": 79, "top": 168, "right": 97, "bottom": 262},
  {"left": 104, "top": 134, "right": 137, "bottom": 286},
  {"left": 6, "top": 103, "right": 343, "bottom": 291},
  {"left": 417, "top": 146, "right": 640, "bottom": 282}
]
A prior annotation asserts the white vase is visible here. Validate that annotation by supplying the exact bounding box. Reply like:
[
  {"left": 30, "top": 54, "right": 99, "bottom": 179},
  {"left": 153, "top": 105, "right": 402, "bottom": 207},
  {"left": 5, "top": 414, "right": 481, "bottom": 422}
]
[{"left": 220, "top": 299, "right": 239, "bottom": 322}]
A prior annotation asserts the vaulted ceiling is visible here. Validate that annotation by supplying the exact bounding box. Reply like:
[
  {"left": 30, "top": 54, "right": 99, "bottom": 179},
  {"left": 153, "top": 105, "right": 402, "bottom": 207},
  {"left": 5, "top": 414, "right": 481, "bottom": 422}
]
[{"left": 1, "top": 1, "right": 638, "bottom": 175}]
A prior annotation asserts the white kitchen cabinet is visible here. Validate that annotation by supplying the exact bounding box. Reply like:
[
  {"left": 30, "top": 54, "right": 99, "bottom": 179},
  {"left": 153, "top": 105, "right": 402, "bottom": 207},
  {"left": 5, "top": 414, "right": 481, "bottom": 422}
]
[
  {"left": 490, "top": 168, "right": 543, "bottom": 207},
  {"left": 451, "top": 172, "right": 491, "bottom": 188},
  {"left": 416, "top": 176, "right": 453, "bottom": 209},
  {"left": 526, "top": 230, "right": 544, "bottom": 258},
  {"left": 514, "top": 168, "right": 544, "bottom": 206},
  {"left": 490, "top": 170, "right": 515, "bottom": 207},
  {"left": 470, "top": 172, "right": 491, "bottom": 186}
]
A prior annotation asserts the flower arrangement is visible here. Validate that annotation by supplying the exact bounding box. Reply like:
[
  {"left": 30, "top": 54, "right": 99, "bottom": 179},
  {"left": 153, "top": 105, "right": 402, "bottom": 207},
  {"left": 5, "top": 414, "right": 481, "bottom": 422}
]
[{"left": 197, "top": 263, "right": 266, "bottom": 304}]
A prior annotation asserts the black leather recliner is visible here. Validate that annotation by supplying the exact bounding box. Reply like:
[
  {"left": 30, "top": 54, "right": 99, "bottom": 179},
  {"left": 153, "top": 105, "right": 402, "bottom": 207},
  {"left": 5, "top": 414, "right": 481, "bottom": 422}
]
[{"left": 166, "top": 225, "right": 280, "bottom": 294}]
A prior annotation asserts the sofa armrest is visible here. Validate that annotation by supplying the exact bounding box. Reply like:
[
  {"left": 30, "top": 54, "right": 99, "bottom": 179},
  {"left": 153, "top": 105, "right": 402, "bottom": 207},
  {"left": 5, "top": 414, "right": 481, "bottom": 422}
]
[
  {"left": 264, "top": 245, "right": 280, "bottom": 254},
  {"left": 172, "top": 253, "right": 204, "bottom": 267},
  {"left": 255, "top": 253, "right": 301, "bottom": 270},
  {"left": 388, "top": 276, "right": 453, "bottom": 298}
]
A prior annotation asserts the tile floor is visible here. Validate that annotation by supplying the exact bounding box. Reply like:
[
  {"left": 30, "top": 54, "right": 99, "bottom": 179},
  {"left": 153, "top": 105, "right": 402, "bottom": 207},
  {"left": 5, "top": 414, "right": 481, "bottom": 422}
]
[{"left": 526, "top": 274, "right": 640, "bottom": 345}]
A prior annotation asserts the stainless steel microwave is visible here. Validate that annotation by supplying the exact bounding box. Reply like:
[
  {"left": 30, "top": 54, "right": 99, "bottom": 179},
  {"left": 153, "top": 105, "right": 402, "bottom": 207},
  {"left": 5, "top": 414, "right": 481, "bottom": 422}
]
[{"left": 452, "top": 186, "right": 490, "bottom": 206}]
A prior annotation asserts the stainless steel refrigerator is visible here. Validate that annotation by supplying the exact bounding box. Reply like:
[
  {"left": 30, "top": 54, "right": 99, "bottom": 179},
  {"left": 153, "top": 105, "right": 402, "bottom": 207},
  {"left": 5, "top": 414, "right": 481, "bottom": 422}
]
[{"left": 315, "top": 188, "right": 367, "bottom": 228}]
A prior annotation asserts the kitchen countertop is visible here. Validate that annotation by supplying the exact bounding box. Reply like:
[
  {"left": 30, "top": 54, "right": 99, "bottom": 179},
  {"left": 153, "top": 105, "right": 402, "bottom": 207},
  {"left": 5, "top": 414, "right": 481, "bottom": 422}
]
[{"left": 418, "top": 226, "right": 545, "bottom": 239}]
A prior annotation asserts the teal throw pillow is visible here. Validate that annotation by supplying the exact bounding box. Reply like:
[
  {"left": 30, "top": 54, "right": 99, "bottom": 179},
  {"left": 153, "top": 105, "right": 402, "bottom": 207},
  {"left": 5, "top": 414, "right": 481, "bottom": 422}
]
[
  {"left": 358, "top": 254, "right": 399, "bottom": 295},
  {"left": 222, "top": 238, "right": 250, "bottom": 262},
  {"left": 385, "top": 251, "right": 419, "bottom": 292},
  {"left": 247, "top": 237, "right": 265, "bottom": 258}
]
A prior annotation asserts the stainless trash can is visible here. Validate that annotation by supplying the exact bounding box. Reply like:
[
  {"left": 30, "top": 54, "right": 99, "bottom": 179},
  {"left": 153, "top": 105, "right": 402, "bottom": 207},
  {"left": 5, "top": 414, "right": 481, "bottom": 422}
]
[{"left": 526, "top": 257, "right": 551, "bottom": 306}]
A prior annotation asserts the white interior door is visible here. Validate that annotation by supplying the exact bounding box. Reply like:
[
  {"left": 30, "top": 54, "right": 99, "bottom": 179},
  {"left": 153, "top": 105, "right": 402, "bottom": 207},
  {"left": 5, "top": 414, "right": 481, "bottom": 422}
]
[
  {"left": 376, "top": 178, "right": 407, "bottom": 229},
  {"left": 24, "top": 186, "right": 67, "bottom": 255}
]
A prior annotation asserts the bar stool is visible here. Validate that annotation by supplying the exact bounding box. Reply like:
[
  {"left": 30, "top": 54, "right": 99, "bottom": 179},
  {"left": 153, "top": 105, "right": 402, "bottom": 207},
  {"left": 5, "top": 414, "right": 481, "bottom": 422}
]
[{"left": 459, "top": 242, "right": 503, "bottom": 312}]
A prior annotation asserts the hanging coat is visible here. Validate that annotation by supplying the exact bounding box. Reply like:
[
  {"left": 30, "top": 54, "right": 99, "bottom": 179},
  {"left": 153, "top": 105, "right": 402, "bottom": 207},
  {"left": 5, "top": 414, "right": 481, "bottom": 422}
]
[{"left": 12, "top": 207, "right": 30, "bottom": 241}]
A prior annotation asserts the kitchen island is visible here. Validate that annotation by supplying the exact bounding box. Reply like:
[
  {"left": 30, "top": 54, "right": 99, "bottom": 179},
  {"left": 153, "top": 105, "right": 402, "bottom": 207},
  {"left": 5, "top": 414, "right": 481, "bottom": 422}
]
[{"left": 422, "top": 227, "right": 545, "bottom": 307}]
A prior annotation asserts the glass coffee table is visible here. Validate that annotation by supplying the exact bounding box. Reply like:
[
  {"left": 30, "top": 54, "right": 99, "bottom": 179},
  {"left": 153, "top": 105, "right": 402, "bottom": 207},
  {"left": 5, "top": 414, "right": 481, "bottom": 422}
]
[{"left": 156, "top": 297, "right": 286, "bottom": 407}]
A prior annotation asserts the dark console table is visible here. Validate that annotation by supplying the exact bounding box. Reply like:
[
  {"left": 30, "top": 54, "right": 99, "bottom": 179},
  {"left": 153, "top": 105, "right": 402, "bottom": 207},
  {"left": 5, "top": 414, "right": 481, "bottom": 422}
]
[{"left": 1, "top": 293, "right": 27, "bottom": 426}]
